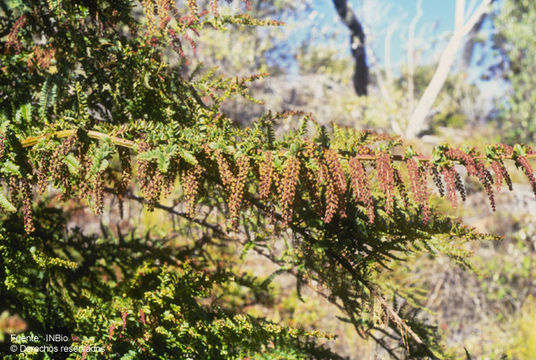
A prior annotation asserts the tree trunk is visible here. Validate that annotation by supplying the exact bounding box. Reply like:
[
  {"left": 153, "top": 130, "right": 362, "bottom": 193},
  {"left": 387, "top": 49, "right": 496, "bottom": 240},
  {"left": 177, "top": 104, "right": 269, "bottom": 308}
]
[{"left": 332, "top": 0, "right": 368, "bottom": 96}]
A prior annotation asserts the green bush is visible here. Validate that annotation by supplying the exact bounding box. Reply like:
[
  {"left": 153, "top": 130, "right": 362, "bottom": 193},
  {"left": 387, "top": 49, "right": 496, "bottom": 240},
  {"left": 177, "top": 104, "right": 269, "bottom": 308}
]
[{"left": 1, "top": 1, "right": 535, "bottom": 358}]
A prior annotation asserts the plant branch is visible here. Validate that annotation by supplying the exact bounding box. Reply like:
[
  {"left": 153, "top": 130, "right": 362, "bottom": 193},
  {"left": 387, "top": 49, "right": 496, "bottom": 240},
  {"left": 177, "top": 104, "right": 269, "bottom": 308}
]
[
  {"left": 19, "top": 129, "right": 536, "bottom": 162},
  {"left": 22, "top": 130, "right": 135, "bottom": 149}
]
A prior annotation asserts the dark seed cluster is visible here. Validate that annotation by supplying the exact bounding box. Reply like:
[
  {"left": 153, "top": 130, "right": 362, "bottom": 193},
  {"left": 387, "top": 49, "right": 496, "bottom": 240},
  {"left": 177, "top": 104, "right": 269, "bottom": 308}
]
[
  {"left": 474, "top": 159, "right": 496, "bottom": 211},
  {"left": 431, "top": 166, "right": 445, "bottom": 197}
]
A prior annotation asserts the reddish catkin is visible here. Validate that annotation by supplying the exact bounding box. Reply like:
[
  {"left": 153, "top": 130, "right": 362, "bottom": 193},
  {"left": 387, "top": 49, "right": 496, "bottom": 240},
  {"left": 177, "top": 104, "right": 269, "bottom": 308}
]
[
  {"left": 376, "top": 152, "right": 395, "bottom": 215},
  {"left": 118, "top": 147, "right": 131, "bottom": 194},
  {"left": 446, "top": 148, "right": 478, "bottom": 176},
  {"left": 215, "top": 150, "right": 234, "bottom": 191},
  {"left": 183, "top": 164, "right": 203, "bottom": 218},
  {"left": 27, "top": 46, "right": 56, "bottom": 71},
  {"left": 406, "top": 159, "right": 422, "bottom": 204},
  {"left": 108, "top": 323, "right": 116, "bottom": 340},
  {"left": 139, "top": 309, "right": 146, "bottom": 325},
  {"left": 50, "top": 136, "right": 76, "bottom": 181},
  {"left": 228, "top": 156, "right": 249, "bottom": 229},
  {"left": 303, "top": 165, "right": 324, "bottom": 217},
  {"left": 21, "top": 178, "right": 35, "bottom": 234},
  {"left": 348, "top": 156, "right": 374, "bottom": 224},
  {"left": 36, "top": 153, "right": 50, "bottom": 194},
  {"left": 420, "top": 165, "right": 432, "bottom": 224},
  {"left": 258, "top": 151, "right": 273, "bottom": 200},
  {"left": 302, "top": 142, "right": 325, "bottom": 217},
  {"left": 122, "top": 311, "right": 128, "bottom": 332},
  {"left": 0, "top": 136, "right": 5, "bottom": 159},
  {"left": 93, "top": 171, "right": 105, "bottom": 214},
  {"left": 187, "top": 0, "right": 198, "bottom": 19},
  {"left": 516, "top": 156, "right": 536, "bottom": 198},
  {"left": 78, "top": 154, "right": 92, "bottom": 196},
  {"left": 211, "top": 0, "right": 219, "bottom": 14},
  {"left": 324, "top": 149, "right": 347, "bottom": 219},
  {"left": 491, "top": 160, "right": 505, "bottom": 193},
  {"left": 8, "top": 176, "right": 19, "bottom": 203},
  {"left": 324, "top": 149, "right": 346, "bottom": 195},
  {"left": 314, "top": 156, "right": 338, "bottom": 223},
  {"left": 500, "top": 144, "right": 514, "bottom": 157},
  {"left": 441, "top": 167, "right": 458, "bottom": 208},
  {"left": 137, "top": 142, "right": 163, "bottom": 210},
  {"left": 322, "top": 175, "right": 339, "bottom": 224},
  {"left": 147, "top": 170, "right": 164, "bottom": 210},
  {"left": 405, "top": 158, "right": 431, "bottom": 223},
  {"left": 503, "top": 161, "right": 514, "bottom": 191},
  {"left": 161, "top": 159, "right": 179, "bottom": 198},
  {"left": 157, "top": 0, "right": 172, "bottom": 29},
  {"left": 142, "top": 0, "right": 157, "bottom": 35},
  {"left": 183, "top": 34, "right": 197, "bottom": 55},
  {"left": 6, "top": 15, "right": 27, "bottom": 53},
  {"left": 278, "top": 156, "right": 301, "bottom": 226}
]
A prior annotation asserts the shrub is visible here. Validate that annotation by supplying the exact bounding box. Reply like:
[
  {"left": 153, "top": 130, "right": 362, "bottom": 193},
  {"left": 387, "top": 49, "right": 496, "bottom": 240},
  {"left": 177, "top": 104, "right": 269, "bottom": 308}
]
[{"left": 1, "top": 1, "right": 535, "bottom": 358}]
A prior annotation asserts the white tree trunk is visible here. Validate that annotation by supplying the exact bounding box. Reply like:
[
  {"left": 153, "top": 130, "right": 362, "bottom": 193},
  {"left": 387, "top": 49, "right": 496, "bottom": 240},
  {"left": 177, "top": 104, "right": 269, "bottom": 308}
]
[{"left": 404, "top": 0, "right": 492, "bottom": 139}]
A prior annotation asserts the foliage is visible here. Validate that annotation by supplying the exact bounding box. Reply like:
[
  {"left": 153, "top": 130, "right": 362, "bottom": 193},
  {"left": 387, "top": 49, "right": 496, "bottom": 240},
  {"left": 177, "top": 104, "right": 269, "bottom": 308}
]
[
  {"left": 0, "top": 206, "right": 338, "bottom": 359},
  {"left": 0, "top": 0, "right": 535, "bottom": 358},
  {"left": 493, "top": 0, "right": 536, "bottom": 144}
]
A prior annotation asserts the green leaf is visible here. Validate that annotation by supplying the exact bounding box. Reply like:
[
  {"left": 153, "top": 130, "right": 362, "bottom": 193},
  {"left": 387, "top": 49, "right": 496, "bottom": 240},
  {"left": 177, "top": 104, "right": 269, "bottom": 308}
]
[
  {"left": 513, "top": 144, "right": 526, "bottom": 157},
  {"left": 405, "top": 146, "right": 417, "bottom": 159},
  {"left": 138, "top": 150, "right": 161, "bottom": 162},
  {"left": 156, "top": 152, "right": 169, "bottom": 172},
  {"left": 180, "top": 149, "right": 198, "bottom": 165},
  {"left": 1, "top": 161, "right": 21, "bottom": 177},
  {"left": 240, "top": 241, "right": 256, "bottom": 260},
  {"left": 64, "top": 154, "right": 81, "bottom": 174},
  {"left": 0, "top": 191, "right": 16, "bottom": 213},
  {"left": 20, "top": 104, "right": 32, "bottom": 123}
]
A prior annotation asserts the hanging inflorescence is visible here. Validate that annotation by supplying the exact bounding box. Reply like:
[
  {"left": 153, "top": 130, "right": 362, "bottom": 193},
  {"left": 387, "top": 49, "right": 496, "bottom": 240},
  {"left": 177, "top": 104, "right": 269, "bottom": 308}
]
[
  {"left": 183, "top": 164, "right": 204, "bottom": 218},
  {"left": 1, "top": 0, "right": 535, "bottom": 234},
  {"left": 349, "top": 155, "right": 374, "bottom": 224},
  {"left": 376, "top": 152, "right": 395, "bottom": 215},
  {"left": 2, "top": 127, "right": 536, "bottom": 235},
  {"left": 278, "top": 155, "right": 300, "bottom": 227}
]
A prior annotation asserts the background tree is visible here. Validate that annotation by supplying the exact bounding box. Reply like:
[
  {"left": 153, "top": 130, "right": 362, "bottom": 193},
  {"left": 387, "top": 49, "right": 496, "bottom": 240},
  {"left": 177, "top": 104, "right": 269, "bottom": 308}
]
[
  {"left": 332, "top": 0, "right": 368, "bottom": 96},
  {"left": 492, "top": 0, "right": 536, "bottom": 144}
]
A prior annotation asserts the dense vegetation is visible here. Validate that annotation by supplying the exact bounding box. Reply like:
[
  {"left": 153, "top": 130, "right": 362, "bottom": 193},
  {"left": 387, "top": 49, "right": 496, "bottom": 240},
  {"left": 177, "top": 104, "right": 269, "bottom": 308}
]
[{"left": 1, "top": 0, "right": 535, "bottom": 359}]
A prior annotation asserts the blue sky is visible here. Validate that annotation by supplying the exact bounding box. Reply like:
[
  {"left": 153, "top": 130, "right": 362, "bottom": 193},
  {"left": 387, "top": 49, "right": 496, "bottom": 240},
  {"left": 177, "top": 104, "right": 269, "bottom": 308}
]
[
  {"left": 292, "top": 0, "right": 499, "bottom": 85},
  {"left": 278, "top": 0, "right": 502, "bottom": 101},
  {"left": 309, "top": 0, "right": 457, "bottom": 66}
]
